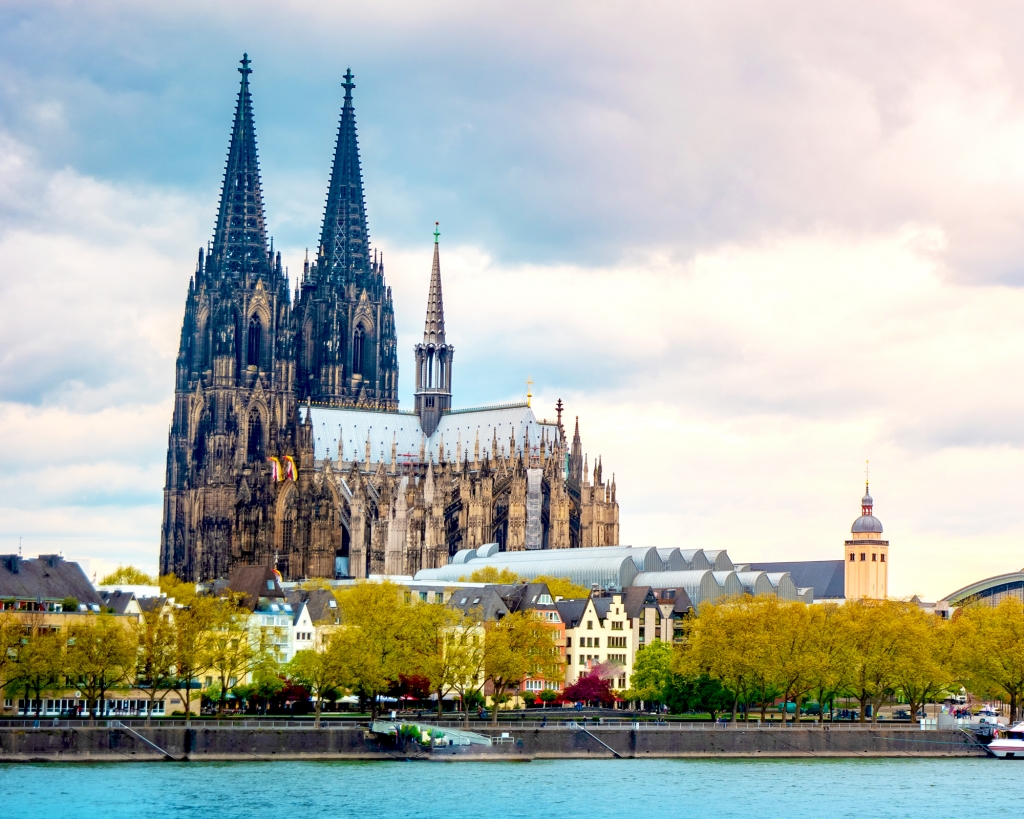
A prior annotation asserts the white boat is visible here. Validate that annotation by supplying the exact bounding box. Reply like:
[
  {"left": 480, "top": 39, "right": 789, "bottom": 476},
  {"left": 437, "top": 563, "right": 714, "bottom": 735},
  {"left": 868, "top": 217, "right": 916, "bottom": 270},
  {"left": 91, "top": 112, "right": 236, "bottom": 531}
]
[{"left": 988, "top": 722, "right": 1024, "bottom": 758}]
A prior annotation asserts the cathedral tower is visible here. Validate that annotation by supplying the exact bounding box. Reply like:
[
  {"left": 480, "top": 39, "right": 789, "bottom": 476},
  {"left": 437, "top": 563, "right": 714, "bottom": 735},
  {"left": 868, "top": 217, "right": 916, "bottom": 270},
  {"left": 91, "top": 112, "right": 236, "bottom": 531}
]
[
  {"left": 844, "top": 481, "right": 889, "bottom": 599},
  {"left": 160, "top": 55, "right": 295, "bottom": 581},
  {"left": 414, "top": 225, "right": 454, "bottom": 436},
  {"left": 294, "top": 69, "right": 398, "bottom": 409}
]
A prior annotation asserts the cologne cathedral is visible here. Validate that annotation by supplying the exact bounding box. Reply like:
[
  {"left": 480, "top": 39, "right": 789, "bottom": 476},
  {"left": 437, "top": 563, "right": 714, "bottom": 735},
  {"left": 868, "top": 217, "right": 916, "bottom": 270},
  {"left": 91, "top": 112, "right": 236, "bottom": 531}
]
[{"left": 159, "top": 57, "right": 620, "bottom": 582}]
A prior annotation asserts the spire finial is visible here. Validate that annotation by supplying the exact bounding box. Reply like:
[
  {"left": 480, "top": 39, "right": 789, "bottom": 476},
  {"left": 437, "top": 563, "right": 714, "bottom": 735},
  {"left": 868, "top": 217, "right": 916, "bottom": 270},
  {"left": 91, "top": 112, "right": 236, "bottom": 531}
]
[
  {"left": 434, "top": 221, "right": 440, "bottom": 244},
  {"left": 342, "top": 68, "right": 355, "bottom": 99},
  {"left": 239, "top": 53, "right": 252, "bottom": 77},
  {"left": 525, "top": 376, "right": 533, "bottom": 407},
  {"left": 865, "top": 459, "right": 870, "bottom": 492}
]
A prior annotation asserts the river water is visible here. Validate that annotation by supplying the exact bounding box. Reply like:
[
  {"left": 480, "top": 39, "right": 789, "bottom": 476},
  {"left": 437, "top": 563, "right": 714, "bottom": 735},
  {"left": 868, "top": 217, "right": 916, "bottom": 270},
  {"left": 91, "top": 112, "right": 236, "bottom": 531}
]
[{"left": 0, "top": 758, "right": 1017, "bottom": 818}]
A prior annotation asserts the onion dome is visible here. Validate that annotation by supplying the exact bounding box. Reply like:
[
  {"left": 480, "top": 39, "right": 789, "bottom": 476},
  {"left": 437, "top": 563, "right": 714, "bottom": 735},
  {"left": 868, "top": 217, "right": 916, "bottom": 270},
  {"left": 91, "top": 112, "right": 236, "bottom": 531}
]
[{"left": 852, "top": 481, "right": 883, "bottom": 534}]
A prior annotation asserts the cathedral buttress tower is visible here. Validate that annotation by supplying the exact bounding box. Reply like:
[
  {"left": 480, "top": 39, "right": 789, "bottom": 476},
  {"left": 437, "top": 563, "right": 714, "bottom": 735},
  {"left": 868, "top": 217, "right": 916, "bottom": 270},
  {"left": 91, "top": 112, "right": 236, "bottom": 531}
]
[
  {"left": 160, "top": 55, "right": 295, "bottom": 581},
  {"left": 295, "top": 69, "right": 398, "bottom": 409},
  {"left": 414, "top": 225, "right": 454, "bottom": 436}
]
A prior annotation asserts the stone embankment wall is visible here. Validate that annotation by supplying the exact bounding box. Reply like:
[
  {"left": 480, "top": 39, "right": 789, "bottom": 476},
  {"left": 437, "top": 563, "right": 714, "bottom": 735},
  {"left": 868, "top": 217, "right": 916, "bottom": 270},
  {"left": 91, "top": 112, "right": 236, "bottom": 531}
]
[{"left": 0, "top": 725, "right": 986, "bottom": 763}]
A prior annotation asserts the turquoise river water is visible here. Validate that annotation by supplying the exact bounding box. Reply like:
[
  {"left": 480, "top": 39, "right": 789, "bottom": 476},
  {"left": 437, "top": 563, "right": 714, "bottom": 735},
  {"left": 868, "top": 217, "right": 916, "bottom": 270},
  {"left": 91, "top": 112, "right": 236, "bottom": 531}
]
[{"left": 0, "top": 758, "right": 1019, "bottom": 818}]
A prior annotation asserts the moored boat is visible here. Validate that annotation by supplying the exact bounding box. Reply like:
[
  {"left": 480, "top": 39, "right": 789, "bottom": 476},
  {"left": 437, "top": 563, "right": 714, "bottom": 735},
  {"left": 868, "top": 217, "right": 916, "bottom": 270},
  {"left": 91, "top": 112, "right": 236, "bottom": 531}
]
[{"left": 988, "top": 722, "right": 1024, "bottom": 758}]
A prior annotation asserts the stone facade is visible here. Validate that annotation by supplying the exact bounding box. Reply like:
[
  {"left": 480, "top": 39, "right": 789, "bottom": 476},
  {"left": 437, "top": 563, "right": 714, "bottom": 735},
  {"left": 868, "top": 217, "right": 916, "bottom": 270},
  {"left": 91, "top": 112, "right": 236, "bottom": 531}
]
[{"left": 159, "top": 57, "right": 619, "bottom": 582}]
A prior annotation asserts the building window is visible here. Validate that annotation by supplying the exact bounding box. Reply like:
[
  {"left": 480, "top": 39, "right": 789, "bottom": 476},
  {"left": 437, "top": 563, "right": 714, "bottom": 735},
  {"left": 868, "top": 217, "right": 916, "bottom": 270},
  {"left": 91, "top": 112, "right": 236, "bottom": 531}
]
[
  {"left": 247, "top": 315, "right": 262, "bottom": 368},
  {"left": 611, "top": 621, "right": 623, "bottom": 631},
  {"left": 353, "top": 326, "right": 365, "bottom": 376},
  {"left": 579, "top": 655, "right": 584, "bottom": 666},
  {"left": 860, "top": 553, "right": 866, "bottom": 561},
  {"left": 435, "top": 592, "right": 443, "bottom": 603},
  {"left": 594, "top": 637, "right": 601, "bottom": 648},
  {"left": 247, "top": 410, "right": 264, "bottom": 462},
  {"left": 587, "top": 620, "right": 593, "bottom": 630},
  {"left": 849, "top": 553, "right": 855, "bottom": 562},
  {"left": 566, "top": 637, "right": 572, "bottom": 647},
  {"left": 880, "top": 554, "right": 886, "bottom": 563},
  {"left": 872, "top": 553, "right": 877, "bottom": 562}
]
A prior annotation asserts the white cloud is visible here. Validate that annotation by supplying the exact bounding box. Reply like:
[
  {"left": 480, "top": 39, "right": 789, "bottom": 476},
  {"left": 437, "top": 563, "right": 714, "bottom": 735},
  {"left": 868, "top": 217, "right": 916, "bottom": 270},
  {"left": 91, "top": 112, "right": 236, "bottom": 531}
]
[
  {"left": 3, "top": 3, "right": 1024, "bottom": 600},
  {"left": 378, "top": 227, "right": 1024, "bottom": 598}
]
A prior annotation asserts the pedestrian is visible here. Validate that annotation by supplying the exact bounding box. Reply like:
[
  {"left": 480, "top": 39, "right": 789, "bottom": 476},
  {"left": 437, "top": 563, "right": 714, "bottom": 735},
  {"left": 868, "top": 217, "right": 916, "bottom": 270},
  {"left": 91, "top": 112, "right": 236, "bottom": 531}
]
[{"left": 542, "top": 715, "right": 547, "bottom": 728}]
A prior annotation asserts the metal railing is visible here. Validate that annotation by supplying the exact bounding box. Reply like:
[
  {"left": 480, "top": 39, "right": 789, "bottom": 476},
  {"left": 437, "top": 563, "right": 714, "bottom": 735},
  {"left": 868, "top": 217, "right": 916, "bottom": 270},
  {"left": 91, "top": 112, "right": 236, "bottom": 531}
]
[{"left": 0, "top": 717, "right": 959, "bottom": 732}]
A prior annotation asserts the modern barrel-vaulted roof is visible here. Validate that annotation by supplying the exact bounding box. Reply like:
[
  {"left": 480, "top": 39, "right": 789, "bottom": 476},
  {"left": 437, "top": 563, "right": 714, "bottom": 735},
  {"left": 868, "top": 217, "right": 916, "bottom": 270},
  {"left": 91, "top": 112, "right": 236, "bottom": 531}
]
[
  {"left": 940, "top": 570, "right": 1024, "bottom": 607},
  {"left": 416, "top": 552, "right": 639, "bottom": 592},
  {"left": 415, "top": 545, "right": 819, "bottom": 604},
  {"left": 631, "top": 570, "right": 728, "bottom": 606},
  {"left": 747, "top": 560, "right": 845, "bottom": 600}
]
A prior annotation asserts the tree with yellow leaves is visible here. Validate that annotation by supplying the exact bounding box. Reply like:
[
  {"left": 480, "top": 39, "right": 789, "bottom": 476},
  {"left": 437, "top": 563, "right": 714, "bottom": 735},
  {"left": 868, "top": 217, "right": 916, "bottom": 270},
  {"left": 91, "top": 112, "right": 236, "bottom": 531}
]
[
  {"left": 953, "top": 598, "right": 1024, "bottom": 722},
  {"left": 333, "top": 581, "right": 423, "bottom": 718},
  {"left": 483, "top": 610, "right": 561, "bottom": 725},
  {"left": 66, "top": 614, "right": 138, "bottom": 721},
  {"left": 682, "top": 597, "right": 767, "bottom": 722},
  {"left": 804, "top": 603, "right": 853, "bottom": 724},
  {"left": 462, "top": 566, "right": 521, "bottom": 583},
  {"left": 134, "top": 605, "right": 177, "bottom": 724},
  {"left": 411, "top": 603, "right": 485, "bottom": 722}
]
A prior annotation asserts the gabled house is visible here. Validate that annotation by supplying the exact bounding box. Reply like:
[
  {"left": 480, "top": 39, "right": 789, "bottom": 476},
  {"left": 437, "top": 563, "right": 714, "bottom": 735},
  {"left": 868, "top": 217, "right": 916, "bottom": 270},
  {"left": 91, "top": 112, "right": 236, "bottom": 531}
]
[
  {"left": 287, "top": 588, "right": 340, "bottom": 652},
  {"left": 223, "top": 565, "right": 294, "bottom": 663}
]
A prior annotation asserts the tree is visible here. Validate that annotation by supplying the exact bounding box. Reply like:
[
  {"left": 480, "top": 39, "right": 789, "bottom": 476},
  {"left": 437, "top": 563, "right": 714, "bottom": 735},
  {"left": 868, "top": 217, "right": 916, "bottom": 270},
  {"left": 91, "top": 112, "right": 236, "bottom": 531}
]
[
  {"left": 483, "top": 610, "right": 561, "bottom": 725},
  {"left": 628, "top": 640, "right": 674, "bottom": 708},
  {"left": 0, "top": 611, "right": 23, "bottom": 698},
  {"left": 159, "top": 573, "right": 198, "bottom": 603},
  {"left": 99, "top": 565, "right": 156, "bottom": 586},
  {"left": 564, "top": 671, "right": 613, "bottom": 705},
  {"left": 170, "top": 594, "right": 217, "bottom": 724},
  {"left": 66, "top": 615, "right": 138, "bottom": 721},
  {"left": 892, "top": 604, "right": 957, "bottom": 724},
  {"left": 333, "top": 581, "right": 422, "bottom": 718},
  {"left": 410, "top": 602, "right": 481, "bottom": 720},
  {"left": 462, "top": 566, "right": 521, "bottom": 583},
  {"left": 682, "top": 599, "right": 765, "bottom": 722},
  {"left": 804, "top": 603, "right": 853, "bottom": 724},
  {"left": 443, "top": 615, "right": 487, "bottom": 726},
  {"left": 287, "top": 635, "right": 349, "bottom": 728},
  {"left": 134, "top": 605, "right": 176, "bottom": 724},
  {"left": 532, "top": 576, "right": 590, "bottom": 600},
  {"left": 846, "top": 600, "right": 903, "bottom": 723},
  {"left": 7, "top": 618, "right": 64, "bottom": 717},
  {"left": 206, "top": 598, "right": 276, "bottom": 715},
  {"left": 665, "top": 673, "right": 732, "bottom": 720},
  {"left": 768, "top": 601, "right": 816, "bottom": 725},
  {"left": 953, "top": 598, "right": 1024, "bottom": 722}
]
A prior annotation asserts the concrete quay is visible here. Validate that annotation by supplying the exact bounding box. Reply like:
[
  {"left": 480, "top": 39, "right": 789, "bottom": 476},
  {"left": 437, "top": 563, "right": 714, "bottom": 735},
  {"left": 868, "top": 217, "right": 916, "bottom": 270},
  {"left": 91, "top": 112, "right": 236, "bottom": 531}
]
[{"left": 0, "top": 722, "right": 987, "bottom": 762}]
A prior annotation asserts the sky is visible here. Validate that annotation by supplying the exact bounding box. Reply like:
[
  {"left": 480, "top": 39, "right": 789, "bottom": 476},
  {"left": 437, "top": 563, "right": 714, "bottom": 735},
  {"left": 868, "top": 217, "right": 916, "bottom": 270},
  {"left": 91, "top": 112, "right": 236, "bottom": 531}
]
[{"left": 1, "top": 0, "right": 1024, "bottom": 598}]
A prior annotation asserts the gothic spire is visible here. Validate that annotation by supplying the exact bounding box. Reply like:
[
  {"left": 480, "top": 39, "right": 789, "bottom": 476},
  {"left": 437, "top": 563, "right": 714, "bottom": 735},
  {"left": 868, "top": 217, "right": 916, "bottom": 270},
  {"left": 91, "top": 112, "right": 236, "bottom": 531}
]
[
  {"left": 210, "top": 54, "right": 270, "bottom": 281},
  {"left": 318, "top": 68, "right": 371, "bottom": 283},
  {"left": 423, "top": 222, "right": 446, "bottom": 346}
]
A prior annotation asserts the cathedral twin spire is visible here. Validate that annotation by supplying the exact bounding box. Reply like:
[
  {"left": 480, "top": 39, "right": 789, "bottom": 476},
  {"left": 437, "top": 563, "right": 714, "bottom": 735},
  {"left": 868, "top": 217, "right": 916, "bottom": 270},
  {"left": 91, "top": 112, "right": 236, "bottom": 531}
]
[
  {"left": 210, "top": 54, "right": 270, "bottom": 282},
  {"left": 317, "top": 69, "right": 373, "bottom": 285}
]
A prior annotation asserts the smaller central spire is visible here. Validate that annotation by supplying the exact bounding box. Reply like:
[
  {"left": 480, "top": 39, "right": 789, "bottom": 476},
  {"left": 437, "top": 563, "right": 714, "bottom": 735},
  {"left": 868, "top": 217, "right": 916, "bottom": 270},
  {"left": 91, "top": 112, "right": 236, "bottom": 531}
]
[
  {"left": 414, "top": 224, "right": 454, "bottom": 437},
  {"left": 423, "top": 222, "right": 446, "bottom": 347}
]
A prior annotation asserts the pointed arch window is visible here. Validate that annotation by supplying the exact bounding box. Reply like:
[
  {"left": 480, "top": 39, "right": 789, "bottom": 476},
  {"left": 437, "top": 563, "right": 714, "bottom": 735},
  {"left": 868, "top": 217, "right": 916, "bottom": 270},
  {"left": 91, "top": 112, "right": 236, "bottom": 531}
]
[
  {"left": 247, "top": 316, "right": 262, "bottom": 369},
  {"left": 353, "top": 326, "right": 366, "bottom": 376},
  {"left": 247, "top": 410, "right": 264, "bottom": 463}
]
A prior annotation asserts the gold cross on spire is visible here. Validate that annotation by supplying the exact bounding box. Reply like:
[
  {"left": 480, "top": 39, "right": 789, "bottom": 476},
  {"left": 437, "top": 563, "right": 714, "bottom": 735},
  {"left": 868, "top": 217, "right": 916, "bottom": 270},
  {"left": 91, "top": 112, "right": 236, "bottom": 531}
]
[
  {"left": 526, "top": 376, "right": 533, "bottom": 407},
  {"left": 865, "top": 459, "right": 870, "bottom": 489}
]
